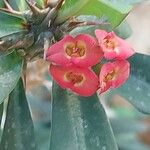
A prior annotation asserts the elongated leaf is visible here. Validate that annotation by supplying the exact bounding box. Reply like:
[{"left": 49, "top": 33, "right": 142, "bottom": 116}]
[
  {"left": 108, "top": 53, "right": 150, "bottom": 114},
  {"left": 56, "top": 0, "right": 133, "bottom": 27},
  {"left": 70, "top": 15, "right": 111, "bottom": 36},
  {"left": 8, "top": 0, "right": 45, "bottom": 10},
  {"left": 50, "top": 82, "right": 118, "bottom": 150},
  {"left": 0, "top": 78, "right": 36, "bottom": 150},
  {"left": 110, "top": 119, "right": 147, "bottom": 135},
  {"left": 0, "top": 52, "right": 23, "bottom": 104},
  {"left": 8, "top": 0, "right": 27, "bottom": 11},
  {"left": 116, "top": 135, "right": 150, "bottom": 150},
  {"left": 0, "top": 1, "right": 4, "bottom": 7},
  {"left": 114, "top": 21, "right": 132, "bottom": 39},
  {"left": 70, "top": 26, "right": 97, "bottom": 36},
  {"left": 77, "top": 0, "right": 131, "bottom": 27},
  {"left": 56, "top": 0, "right": 89, "bottom": 23},
  {"left": 112, "top": 76, "right": 150, "bottom": 114},
  {"left": 113, "top": 0, "right": 144, "bottom": 5},
  {"left": 130, "top": 53, "right": 150, "bottom": 83},
  {"left": 35, "top": 0, "right": 45, "bottom": 8},
  {"left": 70, "top": 15, "right": 132, "bottom": 39},
  {"left": 0, "top": 102, "right": 3, "bottom": 124},
  {"left": 0, "top": 102, "right": 3, "bottom": 140},
  {"left": 70, "top": 20, "right": 132, "bottom": 39},
  {"left": 0, "top": 31, "right": 29, "bottom": 56},
  {"left": 0, "top": 11, "right": 26, "bottom": 38}
]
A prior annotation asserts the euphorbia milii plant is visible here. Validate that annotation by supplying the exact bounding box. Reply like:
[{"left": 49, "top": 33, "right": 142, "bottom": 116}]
[
  {"left": 50, "top": 64, "right": 99, "bottom": 96},
  {"left": 46, "top": 34, "right": 103, "bottom": 67},
  {"left": 95, "top": 29, "right": 135, "bottom": 60},
  {"left": 0, "top": 0, "right": 142, "bottom": 149},
  {"left": 98, "top": 60, "right": 130, "bottom": 94},
  {"left": 46, "top": 30, "right": 134, "bottom": 96}
]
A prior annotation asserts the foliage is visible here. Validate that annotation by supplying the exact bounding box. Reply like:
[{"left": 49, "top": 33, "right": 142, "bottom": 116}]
[
  {"left": 0, "top": 52, "right": 23, "bottom": 104},
  {"left": 0, "top": 0, "right": 149, "bottom": 150},
  {"left": 50, "top": 82, "right": 118, "bottom": 150},
  {"left": 0, "top": 78, "right": 36, "bottom": 150}
]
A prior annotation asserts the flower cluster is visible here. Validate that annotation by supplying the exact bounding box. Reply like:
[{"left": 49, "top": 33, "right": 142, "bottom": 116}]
[{"left": 46, "top": 29, "right": 134, "bottom": 96}]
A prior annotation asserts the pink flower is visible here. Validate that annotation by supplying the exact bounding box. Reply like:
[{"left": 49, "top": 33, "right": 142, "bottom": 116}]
[
  {"left": 49, "top": 65, "right": 99, "bottom": 96},
  {"left": 46, "top": 34, "right": 103, "bottom": 67},
  {"left": 99, "top": 60, "right": 130, "bottom": 93},
  {"left": 95, "top": 29, "right": 135, "bottom": 60}
]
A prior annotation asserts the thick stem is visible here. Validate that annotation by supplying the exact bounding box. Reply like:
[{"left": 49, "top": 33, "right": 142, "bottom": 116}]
[{"left": 41, "top": 0, "right": 65, "bottom": 28}]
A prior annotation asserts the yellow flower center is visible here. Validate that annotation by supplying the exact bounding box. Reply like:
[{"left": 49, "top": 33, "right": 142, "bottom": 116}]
[
  {"left": 103, "top": 70, "right": 116, "bottom": 82},
  {"left": 65, "top": 41, "right": 86, "bottom": 57},
  {"left": 65, "top": 72, "right": 84, "bottom": 84},
  {"left": 103, "top": 38, "right": 116, "bottom": 49}
]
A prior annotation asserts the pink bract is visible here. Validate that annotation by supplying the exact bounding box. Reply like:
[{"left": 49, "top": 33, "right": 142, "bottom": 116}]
[
  {"left": 46, "top": 34, "right": 103, "bottom": 67},
  {"left": 49, "top": 65, "right": 99, "bottom": 96},
  {"left": 95, "top": 29, "right": 135, "bottom": 60},
  {"left": 99, "top": 60, "right": 130, "bottom": 93}
]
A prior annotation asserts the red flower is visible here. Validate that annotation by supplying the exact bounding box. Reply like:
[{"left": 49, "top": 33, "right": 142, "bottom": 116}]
[
  {"left": 95, "top": 29, "right": 135, "bottom": 60},
  {"left": 50, "top": 65, "right": 99, "bottom": 96},
  {"left": 99, "top": 60, "right": 130, "bottom": 93},
  {"left": 46, "top": 34, "right": 103, "bottom": 67}
]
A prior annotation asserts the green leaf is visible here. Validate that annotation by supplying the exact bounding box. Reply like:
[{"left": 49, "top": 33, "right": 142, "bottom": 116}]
[
  {"left": 50, "top": 82, "right": 118, "bottom": 150},
  {"left": 114, "top": 21, "right": 132, "bottom": 39},
  {"left": 77, "top": 0, "right": 132, "bottom": 27},
  {"left": 110, "top": 119, "right": 147, "bottom": 135},
  {"left": 56, "top": 0, "right": 133, "bottom": 27},
  {"left": 35, "top": 0, "right": 45, "bottom": 9},
  {"left": 0, "top": 52, "right": 23, "bottom": 104},
  {"left": 129, "top": 53, "right": 150, "bottom": 83},
  {"left": 0, "top": 78, "right": 37, "bottom": 150},
  {"left": 108, "top": 53, "right": 150, "bottom": 114},
  {"left": 112, "top": 76, "right": 150, "bottom": 114},
  {"left": 8, "top": 0, "right": 45, "bottom": 10},
  {"left": 70, "top": 15, "right": 111, "bottom": 36},
  {"left": 0, "top": 1, "right": 4, "bottom": 7},
  {"left": 0, "top": 31, "right": 28, "bottom": 56},
  {"left": 70, "top": 26, "right": 97, "bottom": 36},
  {"left": 0, "top": 102, "right": 3, "bottom": 124},
  {"left": 116, "top": 134, "right": 150, "bottom": 150},
  {"left": 56, "top": 0, "right": 89, "bottom": 23},
  {"left": 8, "top": 0, "right": 27, "bottom": 11},
  {"left": 0, "top": 102, "right": 3, "bottom": 140},
  {"left": 0, "top": 11, "right": 27, "bottom": 38},
  {"left": 70, "top": 15, "right": 132, "bottom": 39},
  {"left": 113, "top": 0, "right": 144, "bottom": 5}
]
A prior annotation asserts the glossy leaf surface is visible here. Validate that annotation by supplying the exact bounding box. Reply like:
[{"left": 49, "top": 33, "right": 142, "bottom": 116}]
[
  {"left": 7, "top": 0, "right": 27, "bottom": 11},
  {"left": 0, "top": 102, "right": 3, "bottom": 125},
  {"left": 0, "top": 11, "right": 26, "bottom": 38},
  {"left": 35, "top": 0, "right": 45, "bottom": 8},
  {"left": 108, "top": 53, "right": 150, "bottom": 114},
  {"left": 56, "top": 0, "right": 133, "bottom": 27},
  {"left": 0, "top": 52, "right": 23, "bottom": 104},
  {"left": 0, "top": 78, "right": 36, "bottom": 150},
  {"left": 50, "top": 82, "right": 118, "bottom": 150},
  {"left": 0, "top": 1, "right": 4, "bottom": 7}
]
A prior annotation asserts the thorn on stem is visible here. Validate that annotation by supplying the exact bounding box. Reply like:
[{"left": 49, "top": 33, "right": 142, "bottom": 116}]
[
  {"left": 55, "top": 0, "right": 65, "bottom": 10},
  {"left": 1, "top": 0, "right": 22, "bottom": 16},
  {"left": 3, "top": 0, "right": 13, "bottom": 10},
  {"left": 0, "top": 40, "right": 4, "bottom": 45},
  {"left": 25, "top": 0, "right": 41, "bottom": 16},
  {"left": 44, "top": 0, "right": 50, "bottom": 7},
  {"left": 0, "top": 7, "right": 22, "bottom": 16}
]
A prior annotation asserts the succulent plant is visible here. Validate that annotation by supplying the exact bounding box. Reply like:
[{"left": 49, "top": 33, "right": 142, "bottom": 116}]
[
  {"left": 0, "top": 0, "right": 87, "bottom": 61},
  {"left": 1, "top": 1, "right": 149, "bottom": 150}
]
